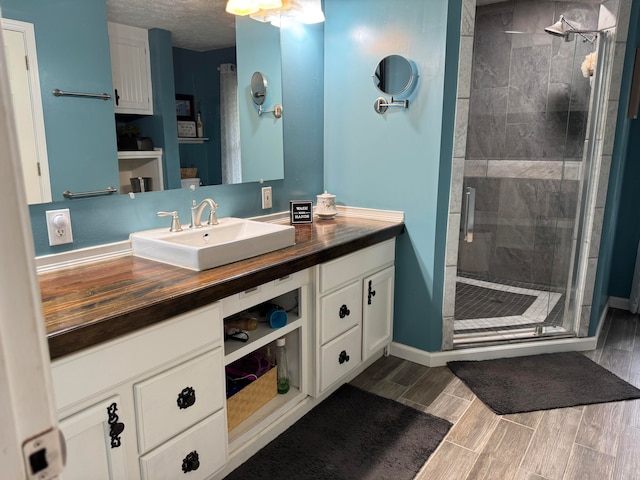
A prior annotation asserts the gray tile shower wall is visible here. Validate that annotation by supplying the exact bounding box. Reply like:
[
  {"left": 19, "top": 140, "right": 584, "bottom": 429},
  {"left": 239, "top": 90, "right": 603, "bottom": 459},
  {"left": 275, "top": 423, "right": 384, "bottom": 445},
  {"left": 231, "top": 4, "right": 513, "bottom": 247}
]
[
  {"left": 459, "top": 0, "right": 600, "bottom": 288},
  {"left": 459, "top": 177, "right": 578, "bottom": 287}
]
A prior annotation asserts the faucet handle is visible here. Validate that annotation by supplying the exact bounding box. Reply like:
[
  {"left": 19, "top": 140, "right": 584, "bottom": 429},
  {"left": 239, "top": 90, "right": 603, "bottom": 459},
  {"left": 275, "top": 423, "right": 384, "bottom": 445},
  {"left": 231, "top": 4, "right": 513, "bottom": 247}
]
[{"left": 157, "top": 211, "right": 183, "bottom": 232}]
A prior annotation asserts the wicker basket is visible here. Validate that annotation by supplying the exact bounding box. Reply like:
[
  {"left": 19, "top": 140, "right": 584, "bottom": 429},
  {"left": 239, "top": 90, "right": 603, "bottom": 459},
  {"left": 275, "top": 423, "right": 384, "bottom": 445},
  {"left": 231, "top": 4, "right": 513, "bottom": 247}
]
[
  {"left": 180, "top": 167, "right": 198, "bottom": 179},
  {"left": 226, "top": 366, "right": 277, "bottom": 431}
]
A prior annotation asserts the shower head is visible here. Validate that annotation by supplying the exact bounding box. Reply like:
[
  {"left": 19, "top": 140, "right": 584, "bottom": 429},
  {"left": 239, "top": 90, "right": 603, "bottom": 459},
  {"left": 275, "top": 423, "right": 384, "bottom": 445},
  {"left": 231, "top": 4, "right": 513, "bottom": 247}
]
[
  {"left": 544, "top": 15, "right": 597, "bottom": 44},
  {"left": 544, "top": 18, "right": 567, "bottom": 37}
]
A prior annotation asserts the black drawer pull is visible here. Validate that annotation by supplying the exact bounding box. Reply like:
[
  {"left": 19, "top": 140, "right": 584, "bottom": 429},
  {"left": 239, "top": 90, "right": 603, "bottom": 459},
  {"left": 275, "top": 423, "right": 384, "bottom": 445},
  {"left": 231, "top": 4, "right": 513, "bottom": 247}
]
[
  {"left": 177, "top": 386, "right": 196, "bottom": 409},
  {"left": 338, "top": 350, "right": 350, "bottom": 364},
  {"left": 339, "top": 304, "right": 350, "bottom": 318},
  {"left": 182, "top": 450, "right": 200, "bottom": 473},
  {"left": 368, "top": 280, "right": 376, "bottom": 305},
  {"left": 107, "top": 402, "right": 125, "bottom": 448}
]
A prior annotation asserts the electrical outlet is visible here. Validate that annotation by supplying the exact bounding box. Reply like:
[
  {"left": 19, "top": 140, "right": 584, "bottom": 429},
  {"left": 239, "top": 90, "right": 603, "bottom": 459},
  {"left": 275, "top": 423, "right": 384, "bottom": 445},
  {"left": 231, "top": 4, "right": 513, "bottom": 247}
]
[
  {"left": 262, "top": 186, "right": 273, "bottom": 209},
  {"left": 46, "top": 209, "right": 73, "bottom": 246}
]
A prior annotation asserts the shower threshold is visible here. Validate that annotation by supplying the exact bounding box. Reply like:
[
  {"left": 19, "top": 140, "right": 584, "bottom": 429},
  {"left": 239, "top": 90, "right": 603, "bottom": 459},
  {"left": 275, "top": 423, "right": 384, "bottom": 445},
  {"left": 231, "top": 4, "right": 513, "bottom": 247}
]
[{"left": 453, "top": 325, "right": 574, "bottom": 349}]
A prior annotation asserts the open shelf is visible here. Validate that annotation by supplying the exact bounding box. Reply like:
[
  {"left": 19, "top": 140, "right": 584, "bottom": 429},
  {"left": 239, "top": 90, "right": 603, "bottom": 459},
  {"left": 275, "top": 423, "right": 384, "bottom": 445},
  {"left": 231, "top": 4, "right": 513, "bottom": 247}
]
[
  {"left": 224, "top": 314, "right": 302, "bottom": 365},
  {"left": 227, "top": 386, "right": 306, "bottom": 450}
]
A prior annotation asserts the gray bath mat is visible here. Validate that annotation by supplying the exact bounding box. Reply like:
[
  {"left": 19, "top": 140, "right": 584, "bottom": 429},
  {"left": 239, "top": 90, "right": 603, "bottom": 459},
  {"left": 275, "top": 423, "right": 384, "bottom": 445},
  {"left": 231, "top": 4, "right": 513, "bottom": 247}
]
[
  {"left": 224, "top": 383, "right": 452, "bottom": 480},
  {"left": 448, "top": 351, "right": 640, "bottom": 415}
]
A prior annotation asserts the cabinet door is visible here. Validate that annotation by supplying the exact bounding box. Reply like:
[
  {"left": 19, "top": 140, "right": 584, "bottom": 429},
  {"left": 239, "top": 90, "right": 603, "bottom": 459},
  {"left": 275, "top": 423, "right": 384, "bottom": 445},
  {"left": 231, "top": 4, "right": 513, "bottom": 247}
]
[
  {"left": 362, "top": 266, "right": 395, "bottom": 361},
  {"left": 108, "top": 23, "right": 153, "bottom": 115},
  {"left": 59, "top": 396, "right": 128, "bottom": 480}
]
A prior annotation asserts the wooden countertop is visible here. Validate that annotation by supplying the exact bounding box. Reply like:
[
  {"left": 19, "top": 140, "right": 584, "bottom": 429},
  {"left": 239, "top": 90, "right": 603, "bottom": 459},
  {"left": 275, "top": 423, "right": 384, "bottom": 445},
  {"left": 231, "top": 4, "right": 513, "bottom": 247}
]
[{"left": 39, "top": 216, "right": 405, "bottom": 359}]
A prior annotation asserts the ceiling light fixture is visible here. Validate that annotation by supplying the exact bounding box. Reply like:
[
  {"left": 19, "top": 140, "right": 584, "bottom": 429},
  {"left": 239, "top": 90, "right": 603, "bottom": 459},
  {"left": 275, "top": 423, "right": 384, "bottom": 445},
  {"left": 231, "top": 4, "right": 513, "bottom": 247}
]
[
  {"left": 228, "top": 0, "right": 324, "bottom": 25},
  {"left": 225, "top": 0, "right": 259, "bottom": 16}
]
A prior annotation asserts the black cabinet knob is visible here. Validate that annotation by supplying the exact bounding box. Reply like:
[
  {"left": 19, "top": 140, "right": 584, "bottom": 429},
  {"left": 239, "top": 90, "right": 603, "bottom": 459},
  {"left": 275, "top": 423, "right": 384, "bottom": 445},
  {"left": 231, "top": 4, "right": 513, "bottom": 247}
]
[
  {"left": 177, "top": 387, "right": 196, "bottom": 409},
  {"left": 338, "top": 350, "right": 350, "bottom": 364},
  {"left": 339, "top": 304, "right": 350, "bottom": 318},
  {"left": 182, "top": 450, "right": 200, "bottom": 473}
]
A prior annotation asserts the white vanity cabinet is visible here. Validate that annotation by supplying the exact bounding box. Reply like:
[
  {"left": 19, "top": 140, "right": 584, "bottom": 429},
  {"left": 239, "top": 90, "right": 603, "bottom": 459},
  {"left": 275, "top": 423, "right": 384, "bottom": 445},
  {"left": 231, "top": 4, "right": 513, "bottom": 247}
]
[
  {"left": 315, "top": 239, "right": 396, "bottom": 394},
  {"left": 108, "top": 22, "right": 153, "bottom": 115},
  {"left": 49, "top": 236, "right": 398, "bottom": 478},
  {"left": 52, "top": 303, "right": 227, "bottom": 480}
]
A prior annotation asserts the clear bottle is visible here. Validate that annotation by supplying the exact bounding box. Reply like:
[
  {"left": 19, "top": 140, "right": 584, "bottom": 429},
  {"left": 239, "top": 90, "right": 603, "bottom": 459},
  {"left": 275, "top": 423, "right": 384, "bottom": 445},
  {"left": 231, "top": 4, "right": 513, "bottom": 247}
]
[
  {"left": 196, "top": 112, "right": 204, "bottom": 138},
  {"left": 275, "top": 337, "right": 290, "bottom": 394}
]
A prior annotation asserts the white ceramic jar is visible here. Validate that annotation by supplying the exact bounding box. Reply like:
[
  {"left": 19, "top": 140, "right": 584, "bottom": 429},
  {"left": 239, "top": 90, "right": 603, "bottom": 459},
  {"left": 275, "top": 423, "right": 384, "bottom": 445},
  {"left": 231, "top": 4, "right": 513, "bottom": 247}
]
[{"left": 316, "top": 191, "right": 338, "bottom": 218}]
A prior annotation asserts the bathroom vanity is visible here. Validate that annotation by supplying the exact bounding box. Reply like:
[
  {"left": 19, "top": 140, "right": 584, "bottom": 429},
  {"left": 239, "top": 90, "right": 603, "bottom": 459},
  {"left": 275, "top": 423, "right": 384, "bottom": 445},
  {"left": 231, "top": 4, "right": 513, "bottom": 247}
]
[{"left": 39, "top": 214, "right": 404, "bottom": 479}]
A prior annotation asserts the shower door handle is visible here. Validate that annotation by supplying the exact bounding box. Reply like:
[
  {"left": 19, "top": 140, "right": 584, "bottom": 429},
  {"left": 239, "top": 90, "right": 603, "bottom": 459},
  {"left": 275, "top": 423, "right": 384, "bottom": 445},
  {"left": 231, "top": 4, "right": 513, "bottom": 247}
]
[{"left": 463, "top": 187, "right": 476, "bottom": 243}]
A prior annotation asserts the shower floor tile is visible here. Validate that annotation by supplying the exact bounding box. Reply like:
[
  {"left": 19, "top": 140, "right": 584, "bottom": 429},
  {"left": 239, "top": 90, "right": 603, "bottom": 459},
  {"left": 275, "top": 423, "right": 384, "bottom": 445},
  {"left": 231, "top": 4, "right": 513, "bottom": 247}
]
[{"left": 454, "top": 276, "right": 562, "bottom": 333}]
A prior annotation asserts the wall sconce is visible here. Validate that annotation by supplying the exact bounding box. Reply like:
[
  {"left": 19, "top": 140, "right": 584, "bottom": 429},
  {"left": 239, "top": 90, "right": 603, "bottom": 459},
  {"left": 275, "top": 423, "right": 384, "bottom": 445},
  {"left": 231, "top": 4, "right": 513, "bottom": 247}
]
[
  {"left": 251, "top": 72, "right": 283, "bottom": 118},
  {"left": 372, "top": 55, "right": 418, "bottom": 115}
]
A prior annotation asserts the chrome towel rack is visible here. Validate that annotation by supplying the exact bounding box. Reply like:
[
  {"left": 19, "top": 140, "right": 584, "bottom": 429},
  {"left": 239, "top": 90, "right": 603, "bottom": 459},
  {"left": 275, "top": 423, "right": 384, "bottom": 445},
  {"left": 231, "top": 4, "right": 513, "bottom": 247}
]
[
  {"left": 52, "top": 88, "right": 111, "bottom": 101},
  {"left": 63, "top": 187, "right": 118, "bottom": 199}
]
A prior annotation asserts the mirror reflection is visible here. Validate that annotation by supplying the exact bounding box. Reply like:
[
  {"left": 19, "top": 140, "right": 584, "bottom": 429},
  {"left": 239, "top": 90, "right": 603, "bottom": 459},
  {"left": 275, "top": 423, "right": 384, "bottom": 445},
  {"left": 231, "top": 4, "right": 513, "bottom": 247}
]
[
  {"left": 373, "top": 54, "right": 415, "bottom": 97},
  {"left": 0, "top": 0, "right": 285, "bottom": 205}
]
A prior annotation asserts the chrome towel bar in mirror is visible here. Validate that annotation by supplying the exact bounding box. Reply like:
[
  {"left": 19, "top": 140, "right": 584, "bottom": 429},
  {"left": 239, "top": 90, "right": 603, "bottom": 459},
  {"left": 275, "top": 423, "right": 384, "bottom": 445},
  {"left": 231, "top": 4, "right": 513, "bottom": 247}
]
[
  {"left": 250, "top": 71, "right": 283, "bottom": 118},
  {"left": 52, "top": 88, "right": 112, "bottom": 101},
  {"left": 372, "top": 54, "right": 418, "bottom": 114}
]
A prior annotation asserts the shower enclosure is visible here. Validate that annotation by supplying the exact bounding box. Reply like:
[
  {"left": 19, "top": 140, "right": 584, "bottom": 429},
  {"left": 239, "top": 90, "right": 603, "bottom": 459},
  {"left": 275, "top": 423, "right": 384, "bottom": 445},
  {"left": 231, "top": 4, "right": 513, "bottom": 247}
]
[{"left": 452, "top": 0, "right": 611, "bottom": 346}]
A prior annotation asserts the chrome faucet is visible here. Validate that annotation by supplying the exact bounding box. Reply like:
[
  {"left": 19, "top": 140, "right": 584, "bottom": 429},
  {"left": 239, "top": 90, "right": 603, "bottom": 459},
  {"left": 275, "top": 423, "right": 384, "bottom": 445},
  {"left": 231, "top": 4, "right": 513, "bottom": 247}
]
[{"left": 190, "top": 198, "right": 219, "bottom": 228}]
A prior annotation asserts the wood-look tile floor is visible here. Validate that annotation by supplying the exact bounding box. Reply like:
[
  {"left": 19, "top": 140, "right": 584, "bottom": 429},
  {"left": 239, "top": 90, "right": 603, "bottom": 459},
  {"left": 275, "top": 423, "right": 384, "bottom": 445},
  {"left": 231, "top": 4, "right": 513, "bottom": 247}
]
[{"left": 350, "top": 308, "right": 640, "bottom": 480}]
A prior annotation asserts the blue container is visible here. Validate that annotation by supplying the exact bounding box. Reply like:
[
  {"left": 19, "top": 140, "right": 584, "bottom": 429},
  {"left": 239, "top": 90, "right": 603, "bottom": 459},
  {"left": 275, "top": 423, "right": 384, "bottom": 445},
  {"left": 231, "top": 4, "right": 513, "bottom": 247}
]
[{"left": 267, "top": 306, "right": 287, "bottom": 328}]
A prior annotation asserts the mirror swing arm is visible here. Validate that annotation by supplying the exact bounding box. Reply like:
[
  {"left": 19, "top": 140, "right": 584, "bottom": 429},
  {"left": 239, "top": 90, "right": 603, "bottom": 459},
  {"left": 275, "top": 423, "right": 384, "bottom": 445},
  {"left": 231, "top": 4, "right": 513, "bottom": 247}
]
[
  {"left": 256, "top": 103, "right": 283, "bottom": 118},
  {"left": 373, "top": 96, "right": 409, "bottom": 114}
]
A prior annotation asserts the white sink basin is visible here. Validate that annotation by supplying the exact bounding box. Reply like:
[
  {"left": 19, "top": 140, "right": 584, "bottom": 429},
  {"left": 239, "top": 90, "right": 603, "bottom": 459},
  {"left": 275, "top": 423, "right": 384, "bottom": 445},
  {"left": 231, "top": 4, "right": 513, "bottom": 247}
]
[{"left": 130, "top": 217, "right": 296, "bottom": 271}]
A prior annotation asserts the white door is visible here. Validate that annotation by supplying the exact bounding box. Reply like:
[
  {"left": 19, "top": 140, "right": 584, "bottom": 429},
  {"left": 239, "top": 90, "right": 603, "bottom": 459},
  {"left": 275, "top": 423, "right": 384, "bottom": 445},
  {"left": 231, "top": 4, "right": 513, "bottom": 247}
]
[
  {"left": 0, "top": 13, "right": 64, "bottom": 480},
  {"left": 1, "top": 19, "right": 51, "bottom": 204}
]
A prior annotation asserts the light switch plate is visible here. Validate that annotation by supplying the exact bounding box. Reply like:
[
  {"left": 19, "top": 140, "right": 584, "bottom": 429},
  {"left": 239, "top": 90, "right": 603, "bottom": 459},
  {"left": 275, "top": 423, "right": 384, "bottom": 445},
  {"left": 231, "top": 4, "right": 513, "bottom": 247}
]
[{"left": 262, "top": 186, "right": 272, "bottom": 209}]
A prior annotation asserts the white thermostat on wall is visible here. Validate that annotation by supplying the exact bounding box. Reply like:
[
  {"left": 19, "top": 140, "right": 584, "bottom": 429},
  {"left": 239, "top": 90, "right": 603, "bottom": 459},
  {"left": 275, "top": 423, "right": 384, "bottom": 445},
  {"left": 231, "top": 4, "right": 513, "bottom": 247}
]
[{"left": 177, "top": 121, "right": 197, "bottom": 138}]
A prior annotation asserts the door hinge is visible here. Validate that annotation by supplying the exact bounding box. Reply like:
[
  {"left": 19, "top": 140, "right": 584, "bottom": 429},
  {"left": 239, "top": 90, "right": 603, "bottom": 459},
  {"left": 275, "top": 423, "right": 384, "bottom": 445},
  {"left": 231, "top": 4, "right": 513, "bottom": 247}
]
[
  {"left": 25, "top": 55, "right": 29, "bottom": 70},
  {"left": 37, "top": 162, "right": 41, "bottom": 176}
]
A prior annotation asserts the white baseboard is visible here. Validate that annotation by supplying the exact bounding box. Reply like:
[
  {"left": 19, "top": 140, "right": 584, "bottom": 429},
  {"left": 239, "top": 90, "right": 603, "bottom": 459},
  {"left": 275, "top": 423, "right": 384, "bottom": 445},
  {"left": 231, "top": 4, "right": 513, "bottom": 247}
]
[
  {"left": 609, "top": 296, "right": 629, "bottom": 310},
  {"left": 390, "top": 335, "right": 599, "bottom": 367}
]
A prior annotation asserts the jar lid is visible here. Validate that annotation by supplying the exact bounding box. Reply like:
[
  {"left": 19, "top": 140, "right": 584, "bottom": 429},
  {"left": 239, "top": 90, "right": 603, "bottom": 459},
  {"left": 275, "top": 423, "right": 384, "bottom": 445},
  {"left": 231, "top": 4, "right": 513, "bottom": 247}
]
[
  {"left": 317, "top": 190, "right": 335, "bottom": 198},
  {"left": 276, "top": 337, "right": 286, "bottom": 346}
]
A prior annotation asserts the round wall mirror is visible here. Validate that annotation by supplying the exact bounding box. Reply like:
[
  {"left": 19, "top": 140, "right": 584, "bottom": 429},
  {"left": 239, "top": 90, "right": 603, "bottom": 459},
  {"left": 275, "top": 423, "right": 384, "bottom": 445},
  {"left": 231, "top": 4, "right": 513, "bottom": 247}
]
[
  {"left": 373, "top": 55, "right": 415, "bottom": 97},
  {"left": 251, "top": 71, "right": 268, "bottom": 106}
]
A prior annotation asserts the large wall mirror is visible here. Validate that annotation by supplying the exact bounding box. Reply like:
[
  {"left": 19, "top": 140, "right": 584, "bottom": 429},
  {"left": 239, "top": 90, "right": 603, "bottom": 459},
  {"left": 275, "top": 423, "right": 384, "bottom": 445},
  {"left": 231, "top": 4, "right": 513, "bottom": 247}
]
[{"left": 0, "top": 0, "right": 285, "bottom": 205}]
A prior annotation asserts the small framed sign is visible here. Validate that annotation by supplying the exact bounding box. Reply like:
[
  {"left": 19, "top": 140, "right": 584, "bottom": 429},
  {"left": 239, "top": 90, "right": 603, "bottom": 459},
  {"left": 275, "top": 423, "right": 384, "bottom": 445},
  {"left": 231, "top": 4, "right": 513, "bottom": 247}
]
[
  {"left": 290, "top": 200, "right": 313, "bottom": 224},
  {"left": 177, "top": 121, "right": 197, "bottom": 138}
]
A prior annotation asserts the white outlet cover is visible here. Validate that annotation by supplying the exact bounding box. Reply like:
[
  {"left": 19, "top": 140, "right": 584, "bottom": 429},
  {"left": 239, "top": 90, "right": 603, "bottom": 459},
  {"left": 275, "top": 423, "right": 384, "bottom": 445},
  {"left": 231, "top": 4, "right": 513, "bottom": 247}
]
[{"left": 46, "top": 208, "right": 73, "bottom": 246}]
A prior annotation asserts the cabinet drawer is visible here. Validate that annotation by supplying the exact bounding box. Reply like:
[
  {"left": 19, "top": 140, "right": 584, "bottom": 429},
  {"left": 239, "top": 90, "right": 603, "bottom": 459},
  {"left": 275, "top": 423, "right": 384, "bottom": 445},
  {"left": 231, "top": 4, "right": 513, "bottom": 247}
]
[
  {"left": 319, "top": 281, "right": 362, "bottom": 345},
  {"left": 320, "top": 326, "right": 362, "bottom": 392},
  {"left": 318, "top": 239, "right": 395, "bottom": 294},
  {"left": 52, "top": 302, "right": 222, "bottom": 411},
  {"left": 134, "top": 349, "right": 225, "bottom": 453},
  {"left": 139, "top": 411, "right": 227, "bottom": 480}
]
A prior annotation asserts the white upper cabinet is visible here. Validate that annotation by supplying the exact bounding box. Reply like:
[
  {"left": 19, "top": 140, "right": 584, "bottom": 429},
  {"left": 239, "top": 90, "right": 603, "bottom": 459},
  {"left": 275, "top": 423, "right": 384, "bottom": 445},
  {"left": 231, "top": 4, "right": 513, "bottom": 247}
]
[{"left": 108, "top": 22, "right": 153, "bottom": 115}]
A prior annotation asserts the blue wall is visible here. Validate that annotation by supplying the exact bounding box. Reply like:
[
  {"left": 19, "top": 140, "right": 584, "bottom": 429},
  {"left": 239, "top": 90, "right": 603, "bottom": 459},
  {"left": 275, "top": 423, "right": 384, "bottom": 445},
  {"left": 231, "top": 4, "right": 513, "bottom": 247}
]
[
  {"left": 1, "top": 0, "right": 119, "bottom": 199},
  {"left": 236, "top": 16, "right": 284, "bottom": 183},
  {"left": 323, "top": 0, "right": 459, "bottom": 351},
  {"left": 173, "top": 46, "right": 236, "bottom": 186},
  {"left": 604, "top": 1, "right": 640, "bottom": 309}
]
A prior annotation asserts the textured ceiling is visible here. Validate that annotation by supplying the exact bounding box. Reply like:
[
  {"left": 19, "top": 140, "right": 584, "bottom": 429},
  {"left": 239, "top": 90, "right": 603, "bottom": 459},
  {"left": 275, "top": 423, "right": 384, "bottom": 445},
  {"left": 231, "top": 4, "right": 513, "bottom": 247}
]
[{"left": 105, "top": 0, "right": 236, "bottom": 52}]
